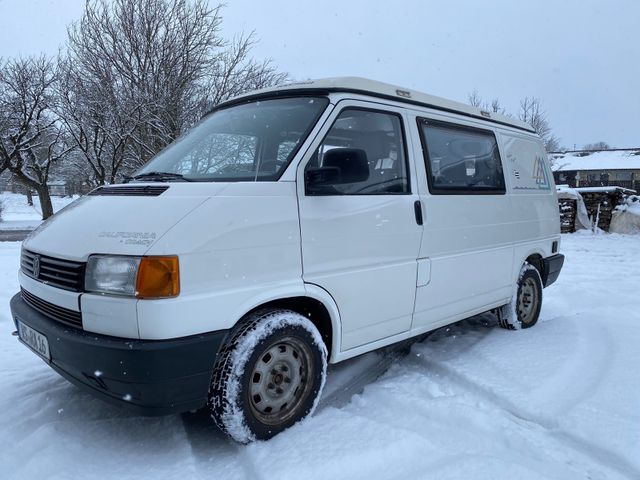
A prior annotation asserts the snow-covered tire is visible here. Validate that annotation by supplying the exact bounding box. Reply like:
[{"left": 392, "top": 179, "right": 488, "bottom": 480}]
[
  {"left": 208, "top": 309, "right": 327, "bottom": 443},
  {"left": 499, "top": 263, "right": 543, "bottom": 330}
]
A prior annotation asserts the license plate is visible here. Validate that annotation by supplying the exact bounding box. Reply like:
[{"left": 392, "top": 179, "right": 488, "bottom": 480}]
[{"left": 16, "top": 319, "right": 51, "bottom": 361}]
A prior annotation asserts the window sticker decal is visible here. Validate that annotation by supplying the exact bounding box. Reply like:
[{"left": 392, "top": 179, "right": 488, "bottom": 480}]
[{"left": 533, "top": 156, "right": 551, "bottom": 189}]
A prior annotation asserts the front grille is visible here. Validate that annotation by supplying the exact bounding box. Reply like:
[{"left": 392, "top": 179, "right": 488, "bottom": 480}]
[
  {"left": 21, "top": 288, "right": 83, "bottom": 328},
  {"left": 88, "top": 185, "right": 169, "bottom": 196},
  {"left": 21, "top": 250, "right": 85, "bottom": 292}
]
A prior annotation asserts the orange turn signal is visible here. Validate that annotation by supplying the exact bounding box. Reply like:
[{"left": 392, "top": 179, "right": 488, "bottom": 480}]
[{"left": 135, "top": 256, "right": 180, "bottom": 299}]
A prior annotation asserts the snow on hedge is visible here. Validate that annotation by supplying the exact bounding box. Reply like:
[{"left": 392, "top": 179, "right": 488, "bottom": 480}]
[{"left": 610, "top": 195, "right": 640, "bottom": 234}]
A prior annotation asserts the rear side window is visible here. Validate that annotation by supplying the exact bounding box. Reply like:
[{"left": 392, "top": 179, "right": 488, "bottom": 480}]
[
  {"left": 418, "top": 119, "right": 505, "bottom": 194},
  {"left": 305, "top": 108, "right": 409, "bottom": 195}
]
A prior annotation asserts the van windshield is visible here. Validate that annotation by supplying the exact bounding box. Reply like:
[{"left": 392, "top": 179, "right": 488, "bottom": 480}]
[{"left": 135, "top": 97, "right": 329, "bottom": 182}]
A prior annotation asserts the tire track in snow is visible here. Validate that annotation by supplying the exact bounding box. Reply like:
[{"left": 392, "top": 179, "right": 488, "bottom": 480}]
[
  {"left": 178, "top": 349, "right": 408, "bottom": 479},
  {"left": 316, "top": 316, "right": 495, "bottom": 412},
  {"left": 420, "top": 355, "right": 640, "bottom": 479},
  {"left": 534, "top": 313, "right": 615, "bottom": 417},
  {"left": 180, "top": 409, "right": 255, "bottom": 479},
  {"left": 317, "top": 346, "right": 411, "bottom": 412},
  {"left": 180, "top": 313, "right": 633, "bottom": 478}
]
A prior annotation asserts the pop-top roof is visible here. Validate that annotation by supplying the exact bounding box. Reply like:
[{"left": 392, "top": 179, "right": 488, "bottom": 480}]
[
  {"left": 214, "top": 76, "right": 535, "bottom": 133},
  {"left": 551, "top": 149, "right": 640, "bottom": 172}
]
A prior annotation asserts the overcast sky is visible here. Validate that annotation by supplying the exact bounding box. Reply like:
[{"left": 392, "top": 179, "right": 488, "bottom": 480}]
[{"left": 1, "top": 0, "right": 638, "bottom": 149}]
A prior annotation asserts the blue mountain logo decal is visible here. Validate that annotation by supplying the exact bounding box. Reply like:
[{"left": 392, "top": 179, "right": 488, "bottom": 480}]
[{"left": 532, "top": 156, "right": 550, "bottom": 189}]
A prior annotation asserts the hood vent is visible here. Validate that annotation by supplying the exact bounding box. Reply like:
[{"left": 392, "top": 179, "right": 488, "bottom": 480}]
[{"left": 88, "top": 185, "right": 169, "bottom": 197}]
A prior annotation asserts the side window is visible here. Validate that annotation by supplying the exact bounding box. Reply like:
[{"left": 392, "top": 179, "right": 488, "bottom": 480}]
[
  {"left": 305, "top": 108, "right": 409, "bottom": 195},
  {"left": 418, "top": 119, "right": 505, "bottom": 194},
  {"left": 277, "top": 140, "right": 297, "bottom": 163}
]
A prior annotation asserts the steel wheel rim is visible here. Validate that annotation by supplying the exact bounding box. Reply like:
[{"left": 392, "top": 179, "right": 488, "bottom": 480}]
[
  {"left": 248, "top": 336, "right": 314, "bottom": 426},
  {"left": 518, "top": 277, "right": 539, "bottom": 324}
]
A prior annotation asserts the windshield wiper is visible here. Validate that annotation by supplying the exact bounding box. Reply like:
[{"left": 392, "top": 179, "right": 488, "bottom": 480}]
[{"left": 132, "top": 171, "right": 193, "bottom": 182}]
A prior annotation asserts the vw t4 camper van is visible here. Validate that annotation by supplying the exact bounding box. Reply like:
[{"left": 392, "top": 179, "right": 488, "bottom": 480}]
[{"left": 10, "top": 77, "right": 564, "bottom": 442}]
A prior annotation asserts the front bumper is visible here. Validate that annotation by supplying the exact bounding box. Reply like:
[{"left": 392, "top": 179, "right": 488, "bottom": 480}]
[
  {"left": 542, "top": 254, "right": 565, "bottom": 287},
  {"left": 10, "top": 293, "right": 228, "bottom": 415}
]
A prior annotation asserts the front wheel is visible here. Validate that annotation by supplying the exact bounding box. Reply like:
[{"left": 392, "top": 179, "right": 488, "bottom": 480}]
[
  {"left": 208, "top": 309, "right": 327, "bottom": 443},
  {"left": 499, "top": 263, "right": 543, "bottom": 330}
]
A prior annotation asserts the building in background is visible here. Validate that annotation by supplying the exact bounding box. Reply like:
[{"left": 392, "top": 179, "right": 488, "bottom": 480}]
[{"left": 551, "top": 148, "right": 640, "bottom": 192}]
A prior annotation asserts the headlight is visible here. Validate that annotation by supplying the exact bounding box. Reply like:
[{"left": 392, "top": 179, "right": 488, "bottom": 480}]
[
  {"left": 86, "top": 256, "right": 141, "bottom": 296},
  {"left": 85, "top": 255, "right": 180, "bottom": 298}
]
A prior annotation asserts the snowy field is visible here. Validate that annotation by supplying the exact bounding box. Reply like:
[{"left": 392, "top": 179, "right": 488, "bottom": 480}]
[
  {"left": 0, "top": 193, "right": 77, "bottom": 230},
  {"left": 0, "top": 233, "right": 639, "bottom": 480}
]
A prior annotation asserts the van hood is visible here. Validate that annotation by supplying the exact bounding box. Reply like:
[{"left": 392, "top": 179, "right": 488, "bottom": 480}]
[{"left": 22, "top": 183, "right": 225, "bottom": 261}]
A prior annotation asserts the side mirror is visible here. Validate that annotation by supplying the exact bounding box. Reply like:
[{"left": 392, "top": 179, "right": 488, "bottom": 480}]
[
  {"left": 305, "top": 166, "right": 342, "bottom": 187},
  {"left": 306, "top": 148, "right": 370, "bottom": 192}
]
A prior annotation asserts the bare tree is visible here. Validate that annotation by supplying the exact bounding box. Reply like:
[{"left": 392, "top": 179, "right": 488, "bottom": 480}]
[
  {"left": 62, "top": 0, "right": 287, "bottom": 184},
  {"left": 519, "top": 97, "right": 549, "bottom": 138},
  {"left": 0, "top": 57, "right": 73, "bottom": 219},
  {"left": 489, "top": 98, "right": 506, "bottom": 115},
  {"left": 466, "top": 90, "right": 507, "bottom": 115},
  {"left": 468, "top": 92, "right": 561, "bottom": 152},
  {"left": 57, "top": 56, "right": 144, "bottom": 185},
  {"left": 467, "top": 89, "right": 483, "bottom": 108},
  {"left": 518, "top": 96, "right": 560, "bottom": 152},
  {"left": 545, "top": 136, "right": 561, "bottom": 153},
  {"left": 207, "top": 33, "right": 289, "bottom": 107}
]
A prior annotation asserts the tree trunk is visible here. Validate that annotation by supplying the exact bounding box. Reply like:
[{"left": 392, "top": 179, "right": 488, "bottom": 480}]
[
  {"left": 26, "top": 190, "right": 34, "bottom": 206},
  {"left": 36, "top": 186, "right": 54, "bottom": 220}
]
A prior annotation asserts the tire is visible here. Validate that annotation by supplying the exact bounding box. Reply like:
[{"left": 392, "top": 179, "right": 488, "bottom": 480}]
[
  {"left": 499, "top": 263, "right": 543, "bottom": 330},
  {"left": 208, "top": 309, "right": 327, "bottom": 443}
]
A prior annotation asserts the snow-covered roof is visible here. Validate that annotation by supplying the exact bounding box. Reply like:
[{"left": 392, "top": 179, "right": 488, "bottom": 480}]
[
  {"left": 575, "top": 186, "right": 636, "bottom": 194},
  {"left": 551, "top": 150, "right": 640, "bottom": 172},
  {"left": 556, "top": 185, "right": 582, "bottom": 199},
  {"left": 215, "top": 76, "right": 535, "bottom": 133}
]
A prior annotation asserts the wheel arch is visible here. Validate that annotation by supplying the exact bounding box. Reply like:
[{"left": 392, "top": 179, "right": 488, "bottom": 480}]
[
  {"left": 237, "top": 285, "right": 341, "bottom": 363},
  {"left": 514, "top": 247, "right": 546, "bottom": 283},
  {"left": 524, "top": 253, "right": 544, "bottom": 277}
]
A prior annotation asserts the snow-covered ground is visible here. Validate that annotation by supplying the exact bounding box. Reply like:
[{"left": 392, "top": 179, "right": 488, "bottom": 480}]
[
  {"left": 1, "top": 233, "right": 639, "bottom": 479},
  {"left": 0, "top": 192, "right": 77, "bottom": 230}
]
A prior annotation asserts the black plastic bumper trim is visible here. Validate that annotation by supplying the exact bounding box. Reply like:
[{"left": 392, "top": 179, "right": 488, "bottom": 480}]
[
  {"left": 10, "top": 293, "right": 228, "bottom": 416},
  {"left": 542, "top": 254, "right": 565, "bottom": 287}
]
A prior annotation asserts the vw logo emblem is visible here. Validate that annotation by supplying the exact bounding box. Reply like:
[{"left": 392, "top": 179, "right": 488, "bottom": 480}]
[{"left": 32, "top": 255, "right": 41, "bottom": 278}]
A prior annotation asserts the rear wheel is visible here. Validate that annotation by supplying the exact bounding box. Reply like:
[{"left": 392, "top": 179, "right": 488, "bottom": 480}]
[
  {"left": 208, "top": 309, "right": 327, "bottom": 443},
  {"left": 499, "top": 263, "right": 543, "bottom": 330}
]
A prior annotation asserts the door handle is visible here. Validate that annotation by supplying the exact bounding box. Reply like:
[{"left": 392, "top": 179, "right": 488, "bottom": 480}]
[{"left": 414, "top": 200, "right": 423, "bottom": 225}]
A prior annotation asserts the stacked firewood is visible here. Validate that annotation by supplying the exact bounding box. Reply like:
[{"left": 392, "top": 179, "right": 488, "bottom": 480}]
[
  {"left": 558, "top": 199, "right": 577, "bottom": 233},
  {"left": 580, "top": 191, "right": 625, "bottom": 231}
]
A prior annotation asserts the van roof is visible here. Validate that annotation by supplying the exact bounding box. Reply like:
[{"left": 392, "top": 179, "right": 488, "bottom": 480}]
[{"left": 214, "top": 76, "right": 536, "bottom": 133}]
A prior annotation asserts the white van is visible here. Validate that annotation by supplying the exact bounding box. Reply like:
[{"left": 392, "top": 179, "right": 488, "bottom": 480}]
[{"left": 11, "top": 77, "right": 564, "bottom": 443}]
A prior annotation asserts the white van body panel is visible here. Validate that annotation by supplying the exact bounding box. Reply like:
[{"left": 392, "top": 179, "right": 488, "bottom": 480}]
[
  {"left": 406, "top": 110, "right": 514, "bottom": 330},
  {"left": 22, "top": 187, "right": 216, "bottom": 260},
  {"left": 21, "top": 182, "right": 305, "bottom": 340},
  {"left": 497, "top": 130, "right": 560, "bottom": 282},
  {"left": 138, "top": 182, "right": 303, "bottom": 339},
  {"left": 301, "top": 283, "right": 343, "bottom": 361},
  {"left": 81, "top": 294, "right": 139, "bottom": 338},
  {"left": 298, "top": 192, "right": 421, "bottom": 350},
  {"left": 296, "top": 100, "right": 422, "bottom": 350}
]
